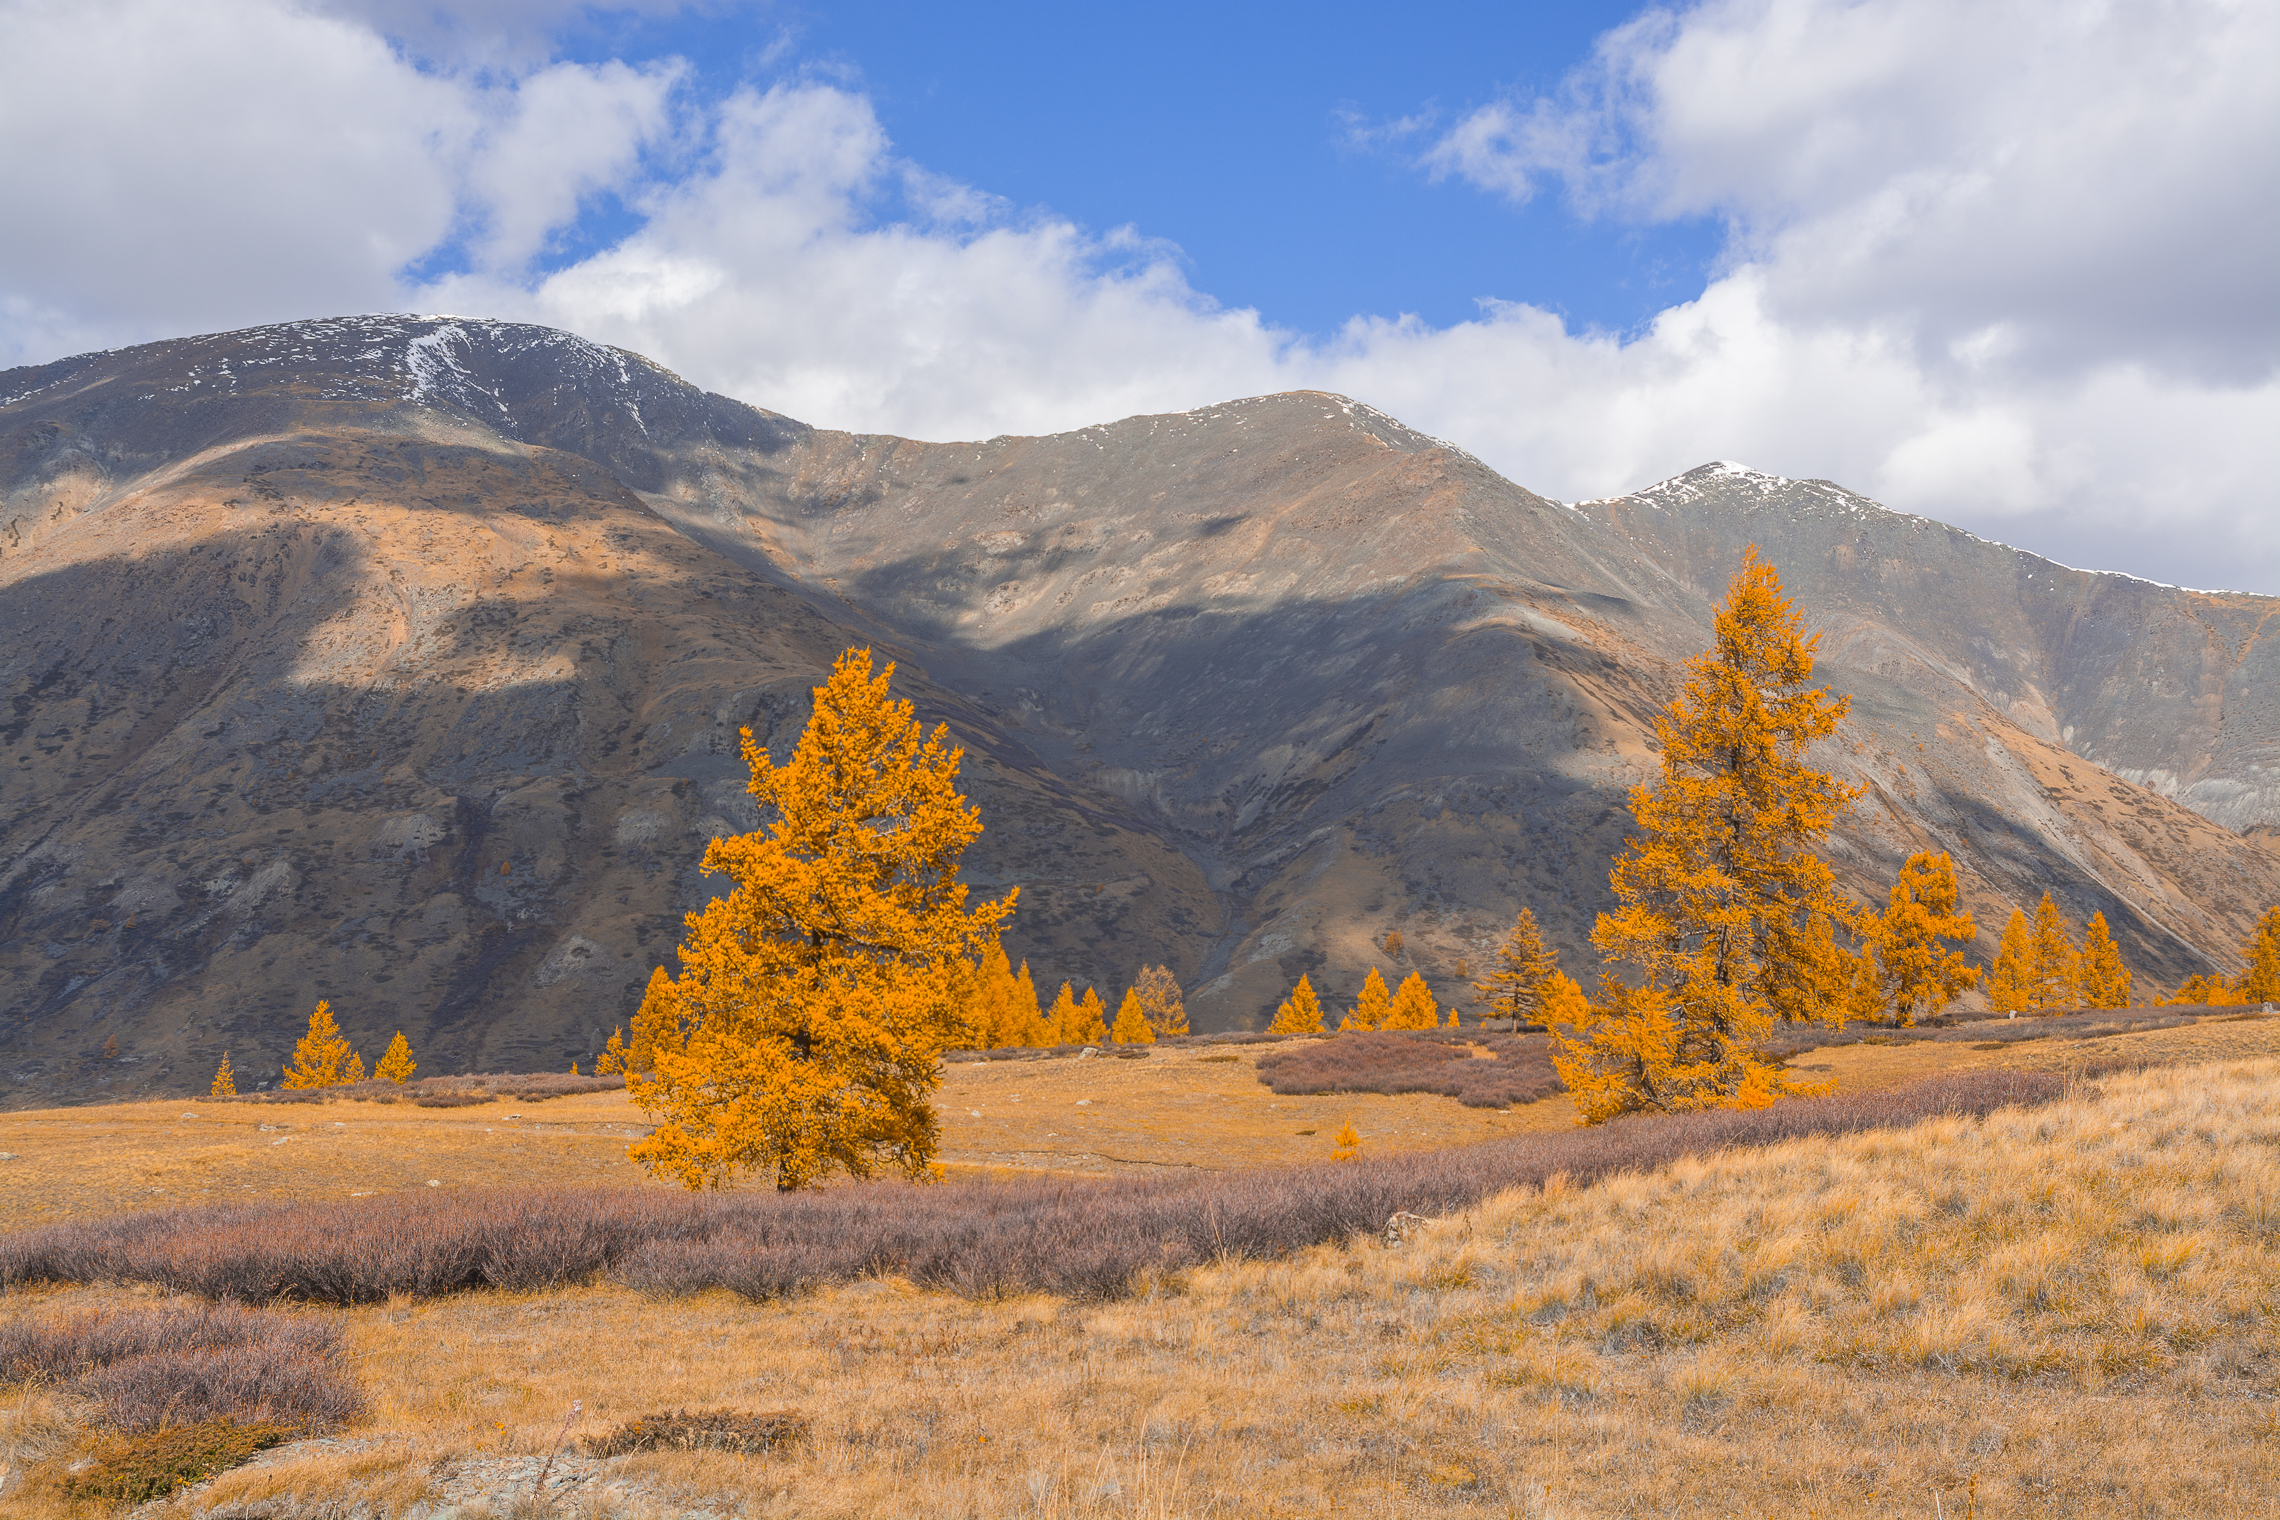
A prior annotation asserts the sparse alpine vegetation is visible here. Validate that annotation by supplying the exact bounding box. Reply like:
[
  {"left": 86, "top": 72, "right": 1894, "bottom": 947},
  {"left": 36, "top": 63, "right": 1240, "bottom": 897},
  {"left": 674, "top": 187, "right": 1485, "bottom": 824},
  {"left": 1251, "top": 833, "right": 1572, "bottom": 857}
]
[
  {"left": 0, "top": 1071, "right": 2057, "bottom": 1305},
  {"left": 4, "top": 1060, "right": 2271, "bottom": 1516}
]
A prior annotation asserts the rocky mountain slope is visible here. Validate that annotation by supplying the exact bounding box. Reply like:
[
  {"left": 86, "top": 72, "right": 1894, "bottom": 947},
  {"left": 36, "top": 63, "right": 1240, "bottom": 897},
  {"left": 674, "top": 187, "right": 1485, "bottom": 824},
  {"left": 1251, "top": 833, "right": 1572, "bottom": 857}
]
[{"left": 2, "top": 317, "right": 2273, "bottom": 1102}]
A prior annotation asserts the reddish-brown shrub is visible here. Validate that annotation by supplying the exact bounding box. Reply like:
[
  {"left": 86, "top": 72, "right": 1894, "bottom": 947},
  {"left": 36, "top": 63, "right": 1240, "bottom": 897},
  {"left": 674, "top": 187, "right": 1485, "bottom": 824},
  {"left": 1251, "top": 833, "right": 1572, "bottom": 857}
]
[
  {"left": 1765, "top": 1005, "right": 2207, "bottom": 1058},
  {"left": 1255, "top": 1029, "right": 1561, "bottom": 1107},
  {"left": 214, "top": 1072, "right": 625, "bottom": 1106},
  {"left": 0, "top": 1071, "right": 2061, "bottom": 1305},
  {"left": 0, "top": 1305, "right": 362, "bottom": 1433}
]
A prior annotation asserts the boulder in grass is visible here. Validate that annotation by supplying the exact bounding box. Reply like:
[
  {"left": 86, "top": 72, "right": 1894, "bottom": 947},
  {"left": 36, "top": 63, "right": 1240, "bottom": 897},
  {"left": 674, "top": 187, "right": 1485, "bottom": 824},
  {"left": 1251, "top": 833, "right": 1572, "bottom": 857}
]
[{"left": 1384, "top": 1212, "right": 1435, "bottom": 1246}]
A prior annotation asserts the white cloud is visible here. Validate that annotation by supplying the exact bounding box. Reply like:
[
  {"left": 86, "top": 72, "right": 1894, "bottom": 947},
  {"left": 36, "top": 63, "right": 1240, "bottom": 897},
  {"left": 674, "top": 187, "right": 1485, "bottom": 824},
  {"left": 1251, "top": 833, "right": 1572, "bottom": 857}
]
[
  {"left": 460, "top": 58, "right": 683, "bottom": 270},
  {"left": 0, "top": 0, "right": 681, "bottom": 360},
  {"left": 1421, "top": 0, "right": 2280, "bottom": 386},
  {"left": 427, "top": 82, "right": 1295, "bottom": 439},
  {"left": 1, "top": 0, "right": 2274, "bottom": 592},
  {"left": 0, "top": 0, "right": 465, "bottom": 357}
]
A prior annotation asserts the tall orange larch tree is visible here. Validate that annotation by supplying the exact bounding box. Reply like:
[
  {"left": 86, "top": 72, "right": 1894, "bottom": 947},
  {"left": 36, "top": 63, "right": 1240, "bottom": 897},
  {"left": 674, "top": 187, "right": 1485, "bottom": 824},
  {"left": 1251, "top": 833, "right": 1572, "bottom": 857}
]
[
  {"left": 615, "top": 967, "right": 676, "bottom": 1074},
  {"left": 1473, "top": 908, "right": 1563, "bottom": 1026},
  {"left": 1131, "top": 964, "right": 1188, "bottom": 1039},
  {"left": 282, "top": 1001, "right": 364, "bottom": 1089},
  {"left": 1110, "top": 988, "right": 1155, "bottom": 1044},
  {"left": 1383, "top": 972, "right": 1439, "bottom": 1029},
  {"left": 1270, "top": 975, "right": 1325, "bottom": 1034},
  {"left": 962, "top": 940, "right": 1033, "bottom": 1049},
  {"left": 1988, "top": 909, "right": 2032, "bottom": 1015},
  {"left": 2027, "top": 893, "right": 2078, "bottom": 1012},
  {"left": 1344, "top": 968, "right": 1391, "bottom": 1031},
  {"left": 1553, "top": 549, "right": 1860, "bottom": 1121},
  {"left": 1869, "top": 851, "right": 1980, "bottom": 1025},
  {"left": 375, "top": 1031, "right": 417, "bottom": 1084},
  {"left": 1011, "top": 961, "right": 1046, "bottom": 1044},
  {"left": 1043, "top": 982, "right": 1079, "bottom": 1044},
  {"left": 2076, "top": 912, "right": 2133, "bottom": 1009},
  {"left": 625, "top": 649, "right": 1016, "bottom": 1191},
  {"left": 1069, "top": 988, "right": 1110, "bottom": 1046},
  {"left": 2239, "top": 906, "right": 2280, "bottom": 1004}
]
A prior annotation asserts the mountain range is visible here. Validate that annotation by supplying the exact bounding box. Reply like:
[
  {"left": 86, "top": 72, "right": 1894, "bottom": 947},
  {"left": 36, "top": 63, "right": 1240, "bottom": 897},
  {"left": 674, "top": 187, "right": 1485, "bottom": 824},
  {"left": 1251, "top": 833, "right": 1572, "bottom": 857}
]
[{"left": 3, "top": 315, "right": 2274, "bottom": 1103}]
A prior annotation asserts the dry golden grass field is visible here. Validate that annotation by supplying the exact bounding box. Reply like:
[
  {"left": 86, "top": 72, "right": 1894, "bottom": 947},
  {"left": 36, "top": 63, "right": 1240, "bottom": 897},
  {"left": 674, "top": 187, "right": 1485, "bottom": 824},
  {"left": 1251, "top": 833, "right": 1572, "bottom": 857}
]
[
  {"left": 8, "top": 1016, "right": 2276, "bottom": 1230},
  {"left": 2, "top": 1016, "right": 2276, "bottom": 1517}
]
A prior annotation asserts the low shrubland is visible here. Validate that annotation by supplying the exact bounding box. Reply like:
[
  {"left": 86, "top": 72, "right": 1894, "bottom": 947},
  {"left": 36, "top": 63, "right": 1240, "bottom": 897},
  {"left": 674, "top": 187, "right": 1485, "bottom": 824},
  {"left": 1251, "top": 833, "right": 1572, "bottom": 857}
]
[
  {"left": 0, "top": 1070, "right": 2059, "bottom": 1306},
  {"left": 1255, "top": 1028, "right": 1563, "bottom": 1108},
  {"left": 1768, "top": 1002, "right": 2235, "bottom": 1058},
  {"left": 0, "top": 1303, "right": 362, "bottom": 1433},
  {"left": 222, "top": 1072, "right": 624, "bottom": 1107},
  {"left": 0, "top": 1303, "right": 362, "bottom": 1510}
]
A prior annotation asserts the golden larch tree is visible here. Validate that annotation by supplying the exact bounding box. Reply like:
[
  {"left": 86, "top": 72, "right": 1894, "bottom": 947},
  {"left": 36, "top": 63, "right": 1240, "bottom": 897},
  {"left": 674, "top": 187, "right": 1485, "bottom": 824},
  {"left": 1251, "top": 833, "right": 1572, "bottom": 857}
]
[
  {"left": 625, "top": 648, "right": 1017, "bottom": 1191},
  {"left": 2076, "top": 912, "right": 2133, "bottom": 1009},
  {"left": 1344, "top": 968, "right": 1391, "bottom": 1031},
  {"left": 1544, "top": 970, "right": 1592, "bottom": 1029},
  {"left": 1131, "top": 964, "right": 1188, "bottom": 1039},
  {"left": 1988, "top": 909, "right": 2032, "bottom": 1015},
  {"left": 1383, "top": 972, "right": 1439, "bottom": 1029},
  {"left": 1869, "top": 851, "right": 1980, "bottom": 1025},
  {"left": 1382, "top": 930, "right": 1405, "bottom": 959},
  {"left": 2239, "top": 906, "right": 2280, "bottom": 1004},
  {"left": 963, "top": 939, "right": 1027, "bottom": 1049},
  {"left": 1043, "top": 982, "right": 1079, "bottom": 1044},
  {"left": 610, "top": 966, "right": 675, "bottom": 1077},
  {"left": 1110, "top": 988, "right": 1155, "bottom": 1044},
  {"left": 282, "top": 1001, "right": 364, "bottom": 1089},
  {"left": 1070, "top": 987, "right": 1110, "bottom": 1046},
  {"left": 1553, "top": 549, "right": 1860, "bottom": 1121},
  {"left": 2160, "top": 972, "right": 2240, "bottom": 1007},
  {"left": 1473, "top": 907, "right": 1563, "bottom": 1025},
  {"left": 375, "top": 1031, "right": 416, "bottom": 1084},
  {"left": 1270, "top": 974, "right": 1325, "bottom": 1034},
  {"left": 1012, "top": 961, "right": 1046, "bottom": 1044},
  {"left": 2027, "top": 893, "right": 2078, "bottom": 1012},
  {"left": 1330, "top": 1121, "right": 1360, "bottom": 1160},
  {"left": 209, "top": 1052, "right": 236, "bottom": 1097}
]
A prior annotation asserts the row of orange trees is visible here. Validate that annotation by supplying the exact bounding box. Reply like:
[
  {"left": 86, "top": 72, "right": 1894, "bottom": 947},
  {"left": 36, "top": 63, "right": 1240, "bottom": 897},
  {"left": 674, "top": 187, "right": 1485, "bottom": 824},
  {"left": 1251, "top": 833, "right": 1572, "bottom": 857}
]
[
  {"left": 598, "top": 565, "right": 2278, "bottom": 1188},
  {"left": 208, "top": 1001, "right": 416, "bottom": 1095},
  {"left": 1240, "top": 551, "right": 2275, "bottom": 1120},
  {"left": 604, "top": 952, "right": 1186, "bottom": 1066}
]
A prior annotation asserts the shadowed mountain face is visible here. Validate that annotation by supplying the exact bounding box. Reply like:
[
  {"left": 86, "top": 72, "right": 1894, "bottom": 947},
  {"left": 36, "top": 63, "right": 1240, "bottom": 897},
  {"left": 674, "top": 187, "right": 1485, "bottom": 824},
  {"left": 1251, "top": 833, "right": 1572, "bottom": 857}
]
[{"left": 2, "top": 317, "right": 2274, "bottom": 1103}]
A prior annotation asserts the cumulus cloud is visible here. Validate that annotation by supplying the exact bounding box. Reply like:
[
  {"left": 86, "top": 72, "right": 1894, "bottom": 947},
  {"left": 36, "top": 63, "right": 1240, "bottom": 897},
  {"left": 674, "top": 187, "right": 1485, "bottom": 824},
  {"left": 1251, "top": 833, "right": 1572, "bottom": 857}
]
[
  {"left": 0, "top": 0, "right": 2273, "bottom": 592},
  {"left": 1421, "top": 0, "right": 2280, "bottom": 386},
  {"left": 458, "top": 58, "right": 683, "bottom": 271},
  {"left": 0, "top": 0, "right": 463, "bottom": 358},
  {"left": 430, "top": 84, "right": 1292, "bottom": 438},
  {"left": 0, "top": 0, "right": 681, "bottom": 358}
]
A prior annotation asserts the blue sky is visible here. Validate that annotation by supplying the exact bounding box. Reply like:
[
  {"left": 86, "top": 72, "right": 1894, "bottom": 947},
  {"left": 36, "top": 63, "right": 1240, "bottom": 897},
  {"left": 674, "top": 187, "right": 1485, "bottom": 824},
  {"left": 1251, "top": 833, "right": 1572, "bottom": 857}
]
[
  {"left": 523, "top": 1, "right": 1718, "bottom": 340},
  {"left": 2, "top": 0, "right": 2276, "bottom": 592}
]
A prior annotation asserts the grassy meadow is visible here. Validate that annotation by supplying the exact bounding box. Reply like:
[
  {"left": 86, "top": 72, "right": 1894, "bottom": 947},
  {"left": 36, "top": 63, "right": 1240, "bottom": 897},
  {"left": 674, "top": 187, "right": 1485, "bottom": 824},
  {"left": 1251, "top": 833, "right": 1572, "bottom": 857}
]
[{"left": 0, "top": 1015, "right": 2274, "bottom": 1517}]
